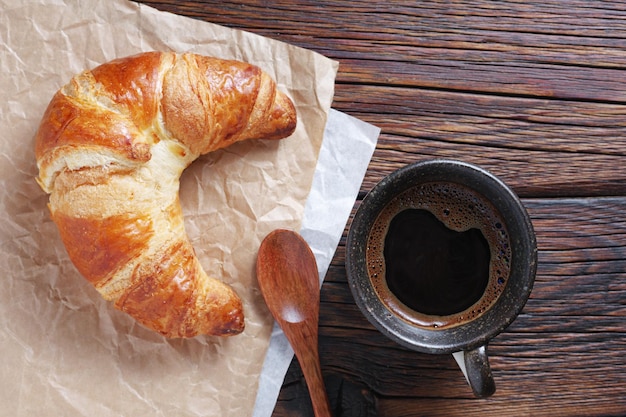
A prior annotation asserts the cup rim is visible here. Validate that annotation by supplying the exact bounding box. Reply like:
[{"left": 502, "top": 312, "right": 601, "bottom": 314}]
[{"left": 346, "top": 159, "right": 537, "bottom": 354}]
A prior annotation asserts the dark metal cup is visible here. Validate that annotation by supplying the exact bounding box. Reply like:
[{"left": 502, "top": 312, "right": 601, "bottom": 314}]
[{"left": 346, "top": 159, "right": 537, "bottom": 398}]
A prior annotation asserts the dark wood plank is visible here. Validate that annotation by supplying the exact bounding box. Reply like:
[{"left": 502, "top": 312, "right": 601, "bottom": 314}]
[
  {"left": 332, "top": 87, "right": 626, "bottom": 199},
  {"left": 363, "top": 143, "right": 626, "bottom": 198},
  {"left": 334, "top": 86, "right": 626, "bottom": 156}
]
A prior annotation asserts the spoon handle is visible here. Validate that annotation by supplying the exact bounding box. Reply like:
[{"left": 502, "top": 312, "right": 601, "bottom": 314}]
[{"left": 286, "top": 321, "right": 332, "bottom": 417}]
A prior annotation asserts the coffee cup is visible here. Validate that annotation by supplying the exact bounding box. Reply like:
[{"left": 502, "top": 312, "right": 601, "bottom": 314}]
[{"left": 346, "top": 159, "right": 536, "bottom": 397}]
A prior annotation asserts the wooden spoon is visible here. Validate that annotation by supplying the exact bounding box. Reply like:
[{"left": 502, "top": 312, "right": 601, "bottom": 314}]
[{"left": 257, "top": 229, "right": 332, "bottom": 417}]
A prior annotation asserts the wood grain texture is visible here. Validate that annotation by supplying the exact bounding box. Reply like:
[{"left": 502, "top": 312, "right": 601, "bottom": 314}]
[{"left": 138, "top": 1, "right": 626, "bottom": 415}]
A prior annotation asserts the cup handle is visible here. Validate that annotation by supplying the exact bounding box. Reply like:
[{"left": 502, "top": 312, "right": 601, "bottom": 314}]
[{"left": 453, "top": 345, "right": 496, "bottom": 398}]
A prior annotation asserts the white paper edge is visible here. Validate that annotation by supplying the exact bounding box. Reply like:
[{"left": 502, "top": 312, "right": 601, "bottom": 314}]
[
  {"left": 452, "top": 351, "right": 471, "bottom": 385},
  {"left": 252, "top": 109, "right": 380, "bottom": 417}
]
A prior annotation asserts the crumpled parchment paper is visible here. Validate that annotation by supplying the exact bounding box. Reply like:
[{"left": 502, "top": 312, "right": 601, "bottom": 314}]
[{"left": 0, "top": 1, "right": 380, "bottom": 416}]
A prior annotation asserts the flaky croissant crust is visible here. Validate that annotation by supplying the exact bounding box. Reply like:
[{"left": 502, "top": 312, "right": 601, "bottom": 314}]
[{"left": 35, "top": 51, "right": 296, "bottom": 338}]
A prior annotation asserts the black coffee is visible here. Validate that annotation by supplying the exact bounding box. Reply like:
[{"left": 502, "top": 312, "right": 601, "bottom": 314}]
[
  {"left": 366, "top": 181, "right": 511, "bottom": 329},
  {"left": 384, "top": 209, "right": 490, "bottom": 316}
]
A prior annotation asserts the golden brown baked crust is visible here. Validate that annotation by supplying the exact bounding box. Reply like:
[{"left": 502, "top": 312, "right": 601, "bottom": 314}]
[{"left": 34, "top": 51, "right": 297, "bottom": 338}]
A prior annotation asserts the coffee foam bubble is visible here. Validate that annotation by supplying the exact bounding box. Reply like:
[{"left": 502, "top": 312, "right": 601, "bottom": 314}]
[{"left": 366, "top": 182, "right": 511, "bottom": 329}]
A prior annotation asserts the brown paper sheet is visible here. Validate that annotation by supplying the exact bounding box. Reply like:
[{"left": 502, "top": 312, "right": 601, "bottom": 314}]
[{"left": 0, "top": 0, "right": 338, "bottom": 415}]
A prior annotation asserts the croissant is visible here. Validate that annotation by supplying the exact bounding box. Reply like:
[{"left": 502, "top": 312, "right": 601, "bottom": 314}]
[{"left": 35, "top": 51, "right": 297, "bottom": 338}]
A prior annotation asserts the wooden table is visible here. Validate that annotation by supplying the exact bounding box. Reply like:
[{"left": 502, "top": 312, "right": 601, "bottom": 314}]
[{"left": 139, "top": 2, "right": 626, "bottom": 416}]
